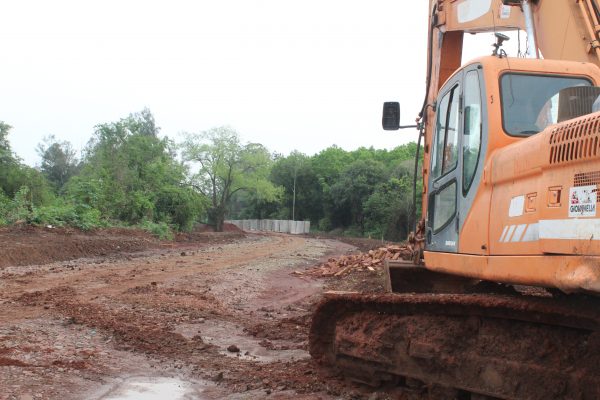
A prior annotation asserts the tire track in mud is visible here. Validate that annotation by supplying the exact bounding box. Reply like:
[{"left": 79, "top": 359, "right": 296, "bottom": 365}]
[
  {"left": 1, "top": 234, "right": 299, "bottom": 301},
  {"left": 2, "top": 233, "right": 360, "bottom": 399}
]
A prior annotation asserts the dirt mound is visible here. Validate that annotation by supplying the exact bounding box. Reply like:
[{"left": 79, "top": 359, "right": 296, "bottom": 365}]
[
  {"left": 175, "top": 223, "right": 245, "bottom": 243},
  {"left": 192, "top": 223, "right": 243, "bottom": 233},
  {"left": 222, "top": 222, "right": 243, "bottom": 232},
  {"left": 307, "top": 233, "right": 399, "bottom": 253},
  {"left": 175, "top": 231, "right": 245, "bottom": 243},
  {"left": 194, "top": 223, "right": 216, "bottom": 232},
  {"left": 0, "top": 224, "right": 247, "bottom": 269},
  {"left": 0, "top": 226, "right": 158, "bottom": 269}
]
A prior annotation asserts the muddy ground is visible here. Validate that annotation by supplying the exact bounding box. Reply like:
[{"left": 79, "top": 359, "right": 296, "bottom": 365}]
[{"left": 0, "top": 226, "right": 398, "bottom": 400}]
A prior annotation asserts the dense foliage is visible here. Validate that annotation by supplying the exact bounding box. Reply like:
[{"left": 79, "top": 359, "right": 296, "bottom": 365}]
[
  {"left": 0, "top": 110, "right": 421, "bottom": 240},
  {"left": 231, "top": 143, "right": 422, "bottom": 241},
  {"left": 67, "top": 109, "right": 204, "bottom": 232}
]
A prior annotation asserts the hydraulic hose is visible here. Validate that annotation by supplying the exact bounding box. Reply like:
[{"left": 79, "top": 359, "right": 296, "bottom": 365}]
[{"left": 411, "top": 2, "right": 437, "bottom": 233}]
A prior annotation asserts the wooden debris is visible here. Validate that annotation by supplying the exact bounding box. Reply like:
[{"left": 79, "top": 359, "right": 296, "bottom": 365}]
[
  {"left": 301, "top": 220, "right": 426, "bottom": 278},
  {"left": 303, "top": 243, "right": 416, "bottom": 278}
]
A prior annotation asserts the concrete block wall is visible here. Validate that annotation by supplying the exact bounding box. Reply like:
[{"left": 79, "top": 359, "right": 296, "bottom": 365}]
[{"left": 227, "top": 219, "right": 310, "bottom": 234}]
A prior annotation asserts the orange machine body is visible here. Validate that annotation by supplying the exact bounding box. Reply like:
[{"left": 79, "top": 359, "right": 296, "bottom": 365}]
[
  {"left": 423, "top": 56, "right": 600, "bottom": 293},
  {"left": 414, "top": 0, "right": 600, "bottom": 294}
]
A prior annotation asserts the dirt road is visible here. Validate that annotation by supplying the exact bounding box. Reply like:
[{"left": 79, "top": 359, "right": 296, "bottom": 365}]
[{"left": 0, "top": 229, "right": 385, "bottom": 400}]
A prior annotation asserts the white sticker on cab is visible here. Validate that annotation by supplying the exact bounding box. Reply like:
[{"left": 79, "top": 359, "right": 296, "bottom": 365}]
[
  {"left": 568, "top": 185, "right": 597, "bottom": 218},
  {"left": 509, "top": 195, "right": 525, "bottom": 217}
]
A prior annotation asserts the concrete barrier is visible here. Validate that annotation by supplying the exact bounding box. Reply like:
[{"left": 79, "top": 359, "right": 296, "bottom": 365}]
[{"left": 226, "top": 219, "right": 310, "bottom": 234}]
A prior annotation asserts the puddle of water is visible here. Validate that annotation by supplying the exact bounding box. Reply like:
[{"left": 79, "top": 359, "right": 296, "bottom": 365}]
[
  {"left": 175, "top": 320, "right": 308, "bottom": 363},
  {"left": 100, "top": 376, "right": 209, "bottom": 400}
]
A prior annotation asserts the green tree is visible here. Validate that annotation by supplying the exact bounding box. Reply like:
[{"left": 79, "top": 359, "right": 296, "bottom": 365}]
[
  {"left": 363, "top": 176, "right": 412, "bottom": 241},
  {"left": 310, "top": 146, "right": 353, "bottom": 230},
  {"left": 37, "top": 135, "right": 80, "bottom": 191},
  {"left": 0, "top": 121, "right": 18, "bottom": 197},
  {"left": 262, "top": 142, "right": 423, "bottom": 237},
  {"left": 0, "top": 122, "right": 53, "bottom": 205},
  {"left": 69, "top": 108, "right": 203, "bottom": 230},
  {"left": 181, "top": 126, "right": 280, "bottom": 231},
  {"left": 229, "top": 189, "right": 282, "bottom": 220},
  {"left": 329, "top": 159, "right": 387, "bottom": 233},
  {"left": 269, "top": 151, "right": 323, "bottom": 222},
  {"left": 0, "top": 121, "right": 12, "bottom": 165}
]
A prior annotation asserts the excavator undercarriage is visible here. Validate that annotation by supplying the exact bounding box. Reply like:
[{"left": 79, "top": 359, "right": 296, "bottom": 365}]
[{"left": 309, "top": 289, "right": 600, "bottom": 399}]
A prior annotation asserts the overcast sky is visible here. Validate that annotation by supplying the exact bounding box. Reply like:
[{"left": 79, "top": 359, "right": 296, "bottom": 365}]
[{"left": 0, "top": 1, "right": 520, "bottom": 166}]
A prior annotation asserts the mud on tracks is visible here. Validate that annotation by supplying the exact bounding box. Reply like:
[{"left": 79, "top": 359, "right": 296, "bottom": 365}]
[{"left": 310, "top": 292, "right": 600, "bottom": 400}]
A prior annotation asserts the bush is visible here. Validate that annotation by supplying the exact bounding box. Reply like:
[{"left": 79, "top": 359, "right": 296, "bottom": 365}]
[
  {"left": 155, "top": 186, "right": 205, "bottom": 232},
  {"left": 140, "top": 220, "right": 174, "bottom": 240},
  {"left": 0, "top": 190, "right": 9, "bottom": 226},
  {"left": 117, "top": 191, "right": 155, "bottom": 224},
  {"left": 8, "top": 186, "right": 35, "bottom": 223},
  {"left": 30, "top": 203, "right": 78, "bottom": 227},
  {"left": 0, "top": 185, "right": 105, "bottom": 230},
  {"left": 73, "top": 206, "right": 104, "bottom": 230},
  {"left": 31, "top": 203, "right": 104, "bottom": 230},
  {"left": 318, "top": 216, "right": 333, "bottom": 232},
  {"left": 341, "top": 226, "right": 363, "bottom": 238}
]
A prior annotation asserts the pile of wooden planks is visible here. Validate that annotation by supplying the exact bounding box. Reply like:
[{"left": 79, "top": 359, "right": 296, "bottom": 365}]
[{"left": 298, "top": 244, "right": 416, "bottom": 278}]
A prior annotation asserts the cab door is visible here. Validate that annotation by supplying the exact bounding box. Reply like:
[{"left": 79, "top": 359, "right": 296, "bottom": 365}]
[
  {"left": 426, "top": 75, "right": 462, "bottom": 252},
  {"left": 426, "top": 66, "right": 485, "bottom": 253}
]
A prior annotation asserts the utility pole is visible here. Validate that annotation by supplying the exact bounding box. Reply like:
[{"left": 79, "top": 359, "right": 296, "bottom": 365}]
[
  {"left": 291, "top": 152, "right": 304, "bottom": 221},
  {"left": 292, "top": 164, "right": 297, "bottom": 221}
]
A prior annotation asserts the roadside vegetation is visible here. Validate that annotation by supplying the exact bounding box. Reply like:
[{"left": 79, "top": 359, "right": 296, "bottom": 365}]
[{"left": 0, "top": 109, "right": 421, "bottom": 241}]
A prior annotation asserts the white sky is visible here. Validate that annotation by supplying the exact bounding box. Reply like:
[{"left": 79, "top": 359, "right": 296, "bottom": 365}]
[{"left": 0, "top": 1, "right": 523, "bottom": 166}]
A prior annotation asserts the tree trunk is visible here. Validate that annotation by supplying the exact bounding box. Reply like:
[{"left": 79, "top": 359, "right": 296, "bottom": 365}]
[
  {"left": 209, "top": 205, "right": 226, "bottom": 232},
  {"left": 215, "top": 216, "right": 224, "bottom": 232}
]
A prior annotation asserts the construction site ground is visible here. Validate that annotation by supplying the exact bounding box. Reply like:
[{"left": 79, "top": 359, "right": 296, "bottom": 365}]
[{"left": 0, "top": 225, "right": 397, "bottom": 400}]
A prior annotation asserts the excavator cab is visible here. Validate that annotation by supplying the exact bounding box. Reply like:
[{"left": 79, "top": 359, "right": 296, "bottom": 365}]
[
  {"left": 427, "top": 58, "right": 600, "bottom": 253},
  {"left": 383, "top": 56, "right": 600, "bottom": 254},
  {"left": 421, "top": 56, "right": 600, "bottom": 294},
  {"left": 383, "top": 56, "right": 600, "bottom": 293}
]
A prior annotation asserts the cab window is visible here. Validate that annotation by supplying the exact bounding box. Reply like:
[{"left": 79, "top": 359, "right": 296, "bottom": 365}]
[
  {"left": 462, "top": 70, "right": 482, "bottom": 193},
  {"left": 431, "top": 84, "right": 460, "bottom": 179},
  {"left": 501, "top": 73, "right": 592, "bottom": 135}
]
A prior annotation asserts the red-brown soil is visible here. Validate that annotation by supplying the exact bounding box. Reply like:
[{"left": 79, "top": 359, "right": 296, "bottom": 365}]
[
  {"left": 0, "top": 226, "right": 157, "bottom": 268},
  {"left": 0, "top": 224, "right": 244, "bottom": 269},
  {"left": 0, "top": 228, "right": 391, "bottom": 400}
]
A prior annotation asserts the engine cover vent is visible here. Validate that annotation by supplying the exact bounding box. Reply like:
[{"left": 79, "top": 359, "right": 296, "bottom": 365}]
[
  {"left": 549, "top": 114, "right": 600, "bottom": 165},
  {"left": 574, "top": 171, "right": 600, "bottom": 203},
  {"left": 574, "top": 171, "right": 600, "bottom": 187}
]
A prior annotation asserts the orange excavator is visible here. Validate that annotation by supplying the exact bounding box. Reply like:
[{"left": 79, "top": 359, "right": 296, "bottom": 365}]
[{"left": 310, "top": 1, "right": 600, "bottom": 398}]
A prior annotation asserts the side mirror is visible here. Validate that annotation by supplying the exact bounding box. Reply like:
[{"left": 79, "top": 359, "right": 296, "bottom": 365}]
[{"left": 382, "top": 102, "right": 400, "bottom": 130}]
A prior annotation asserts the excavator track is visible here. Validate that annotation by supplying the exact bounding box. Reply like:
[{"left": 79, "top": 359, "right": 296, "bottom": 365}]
[{"left": 309, "top": 292, "right": 600, "bottom": 399}]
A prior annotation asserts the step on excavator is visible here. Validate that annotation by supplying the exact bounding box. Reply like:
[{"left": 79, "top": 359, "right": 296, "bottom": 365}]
[{"left": 309, "top": 1, "right": 600, "bottom": 398}]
